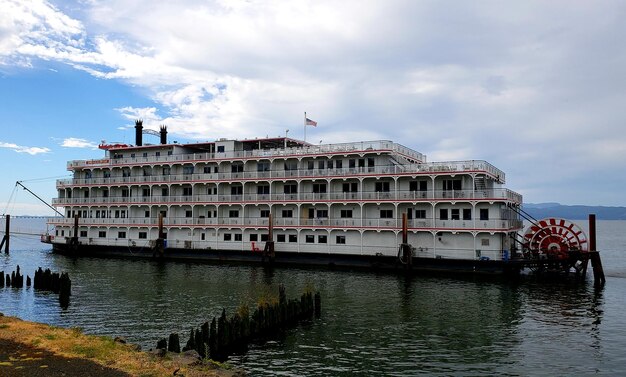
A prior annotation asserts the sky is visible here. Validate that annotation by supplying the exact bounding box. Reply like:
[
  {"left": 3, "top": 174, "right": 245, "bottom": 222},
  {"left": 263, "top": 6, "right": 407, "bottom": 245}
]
[{"left": 0, "top": 0, "right": 625, "bottom": 216}]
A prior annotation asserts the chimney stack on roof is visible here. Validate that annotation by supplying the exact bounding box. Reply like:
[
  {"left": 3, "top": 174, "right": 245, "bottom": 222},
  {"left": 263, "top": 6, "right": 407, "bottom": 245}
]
[
  {"left": 135, "top": 119, "right": 143, "bottom": 146},
  {"left": 160, "top": 125, "right": 168, "bottom": 144}
]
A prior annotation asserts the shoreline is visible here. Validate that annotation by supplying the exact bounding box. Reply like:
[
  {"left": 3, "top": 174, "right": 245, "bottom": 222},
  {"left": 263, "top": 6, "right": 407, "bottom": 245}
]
[{"left": 0, "top": 313, "right": 242, "bottom": 377}]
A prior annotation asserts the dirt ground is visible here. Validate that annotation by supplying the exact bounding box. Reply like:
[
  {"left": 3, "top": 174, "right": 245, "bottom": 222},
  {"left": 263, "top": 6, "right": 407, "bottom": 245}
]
[{"left": 0, "top": 338, "right": 131, "bottom": 377}]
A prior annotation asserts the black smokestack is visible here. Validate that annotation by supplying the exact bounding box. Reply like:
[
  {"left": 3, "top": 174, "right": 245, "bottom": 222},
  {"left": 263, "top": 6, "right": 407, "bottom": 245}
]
[
  {"left": 160, "top": 125, "right": 167, "bottom": 144},
  {"left": 135, "top": 119, "right": 143, "bottom": 146}
]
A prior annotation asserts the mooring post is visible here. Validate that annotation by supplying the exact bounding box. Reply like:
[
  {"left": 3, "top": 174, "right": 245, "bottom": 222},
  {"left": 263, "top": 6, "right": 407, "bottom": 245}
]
[
  {"left": 263, "top": 213, "right": 275, "bottom": 263},
  {"left": 1, "top": 214, "right": 10, "bottom": 254},
  {"left": 401, "top": 212, "right": 412, "bottom": 268},
  {"left": 588, "top": 214, "right": 606, "bottom": 286},
  {"left": 156, "top": 212, "right": 165, "bottom": 256}
]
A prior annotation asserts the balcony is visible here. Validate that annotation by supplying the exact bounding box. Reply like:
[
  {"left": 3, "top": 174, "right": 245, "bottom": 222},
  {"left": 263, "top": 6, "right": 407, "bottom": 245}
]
[
  {"left": 57, "top": 160, "right": 506, "bottom": 189},
  {"left": 48, "top": 216, "right": 523, "bottom": 231},
  {"left": 52, "top": 188, "right": 522, "bottom": 206},
  {"left": 67, "top": 140, "right": 425, "bottom": 168}
]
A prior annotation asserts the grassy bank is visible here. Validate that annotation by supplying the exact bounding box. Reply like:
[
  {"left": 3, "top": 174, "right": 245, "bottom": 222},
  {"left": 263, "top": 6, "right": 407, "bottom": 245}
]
[{"left": 0, "top": 313, "right": 241, "bottom": 377}]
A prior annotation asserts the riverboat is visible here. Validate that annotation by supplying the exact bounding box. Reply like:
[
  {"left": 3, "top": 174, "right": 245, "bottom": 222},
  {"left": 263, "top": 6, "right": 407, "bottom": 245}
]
[{"left": 44, "top": 120, "right": 532, "bottom": 273}]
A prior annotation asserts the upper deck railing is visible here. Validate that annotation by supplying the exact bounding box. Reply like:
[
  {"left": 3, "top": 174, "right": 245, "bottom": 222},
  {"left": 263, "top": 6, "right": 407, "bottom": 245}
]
[
  {"left": 52, "top": 188, "right": 523, "bottom": 206},
  {"left": 67, "top": 140, "right": 426, "bottom": 169},
  {"left": 58, "top": 160, "right": 505, "bottom": 188}
]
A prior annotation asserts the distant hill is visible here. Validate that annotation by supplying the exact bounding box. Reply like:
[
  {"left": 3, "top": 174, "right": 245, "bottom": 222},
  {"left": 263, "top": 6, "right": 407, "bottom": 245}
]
[{"left": 524, "top": 203, "right": 626, "bottom": 220}]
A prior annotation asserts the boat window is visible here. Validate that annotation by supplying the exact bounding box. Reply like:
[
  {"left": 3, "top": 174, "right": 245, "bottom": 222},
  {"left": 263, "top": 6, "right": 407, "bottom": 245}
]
[
  {"left": 282, "top": 210, "right": 293, "bottom": 218},
  {"left": 306, "top": 235, "right": 315, "bottom": 243},
  {"left": 463, "top": 209, "right": 472, "bottom": 220},
  {"left": 234, "top": 234, "right": 242, "bottom": 241},
  {"left": 340, "top": 210, "right": 353, "bottom": 218},
  {"left": 318, "top": 235, "right": 328, "bottom": 243},
  {"left": 284, "top": 183, "right": 297, "bottom": 194},
  {"left": 451, "top": 209, "right": 460, "bottom": 220},
  {"left": 289, "top": 235, "right": 298, "bottom": 242},
  {"left": 98, "top": 231, "right": 106, "bottom": 238},
  {"left": 375, "top": 182, "right": 390, "bottom": 192},
  {"left": 312, "top": 183, "right": 327, "bottom": 193},
  {"left": 415, "top": 210, "right": 426, "bottom": 219},
  {"left": 139, "top": 232, "right": 147, "bottom": 239},
  {"left": 443, "top": 179, "right": 462, "bottom": 191},
  {"left": 260, "top": 210, "right": 270, "bottom": 217},
  {"left": 229, "top": 210, "right": 239, "bottom": 218},
  {"left": 224, "top": 233, "right": 232, "bottom": 241},
  {"left": 439, "top": 209, "right": 448, "bottom": 220},
  {"left": 380, "top": 210, "right": 393, "bottom": 218},
  {"left": 277, "top": 234, "right": 286, "bottom": 242},
  {"left": 480, "top": 208, "right": 489, "bottom": 221},
  {"left": 118, "top": 231, "right": 126, "bottom": 239},
  {"left": 336, "top": 235, "right": 346, "bottom": 244}
]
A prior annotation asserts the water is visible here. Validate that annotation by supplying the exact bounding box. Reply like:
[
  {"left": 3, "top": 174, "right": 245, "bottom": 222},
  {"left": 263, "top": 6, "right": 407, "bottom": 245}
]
[{"left": 1, "top": 218, "right": 626, "bottom": 375}]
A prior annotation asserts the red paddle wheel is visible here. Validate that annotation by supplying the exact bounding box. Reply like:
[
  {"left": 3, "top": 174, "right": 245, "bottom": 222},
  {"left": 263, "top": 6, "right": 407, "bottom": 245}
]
[{"left": 523, "top": 218, "right": 588, "bottom": 259}]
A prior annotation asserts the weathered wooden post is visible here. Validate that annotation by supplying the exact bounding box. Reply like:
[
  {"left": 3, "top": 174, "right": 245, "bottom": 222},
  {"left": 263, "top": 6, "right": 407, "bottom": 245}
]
[
  {"left": 167, "top": 333, "right": 180, "bottom": 353},
  {"left": 588, "top": 214, "right": 606, "bottom": 286},
  {"left": 156, "top": 338, "right": 167, "bottom": 351},
  {"left": 0, "top": 214, "right": 9, "bottom": 254},
  {"left": 183, "top": 328, "right": 196, "bottom": 352},
  {"left": 399, "top": 212, "right": 412, "bottom": 268},
  {"left": 263, "top": 214, "right": 275, "bottom": 263},
  {"left": 315, "top": 292, "right": 321, "bottom": 318},
  {"left": 155, "top": 213, "right": 165, "bottom": 257}
]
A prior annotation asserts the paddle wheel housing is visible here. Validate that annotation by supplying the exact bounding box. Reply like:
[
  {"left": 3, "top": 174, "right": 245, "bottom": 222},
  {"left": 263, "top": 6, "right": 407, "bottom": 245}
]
[{"left": 523, "top": 218, "right": 588, "bottom": 259}]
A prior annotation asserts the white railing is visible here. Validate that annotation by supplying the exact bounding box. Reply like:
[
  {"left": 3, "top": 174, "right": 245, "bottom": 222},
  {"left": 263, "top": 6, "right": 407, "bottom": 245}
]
[
  {"left": 52, "top": 188, "right": 522, "bottom": 206},
  {"left": 48, "top": 217, "right": 522, "bottom": 230},
  {"left": 58, "top": 159, "right": 506, "bottom": 188},
  {"left": 67, "top": 140, "right": 426, "bottom": 168}
]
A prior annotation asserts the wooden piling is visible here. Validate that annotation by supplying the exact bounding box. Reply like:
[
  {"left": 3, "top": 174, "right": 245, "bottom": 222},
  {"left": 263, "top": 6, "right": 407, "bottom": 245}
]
[
  {"left": 156, "top": 338, "right": 167, "bottom": 351},
  {"left": 1, "top": 214, "right": 10, "bottom": 254},
  {"left": 399, "top": 213, "right": 412, "bottom": 268},
  {"left": 263, "top": 214, "right": 275, "bottom": 263},
  {"left": 588, "top": 214, "right": 606, "bottom": 286},
  {"left": 167, "top": 333, "right": 180, "bottom": 353},
  {"left": 161, "top": 286, "right": 322, "bottom": 361},
  {"left": 315, "top": 292, "right": 321, "bottom": 318}
]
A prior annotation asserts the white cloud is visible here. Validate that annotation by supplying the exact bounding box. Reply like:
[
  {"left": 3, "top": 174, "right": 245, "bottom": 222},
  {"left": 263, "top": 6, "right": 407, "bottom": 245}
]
[
  {"left": 2, "top": 0, "right": 626, "bottom": 204},
  {"left": 0, "top": 141, "right": 50, "bottom": 155},
  {"left": 60, "top": 137, "right": 99, "bottom": 149}
]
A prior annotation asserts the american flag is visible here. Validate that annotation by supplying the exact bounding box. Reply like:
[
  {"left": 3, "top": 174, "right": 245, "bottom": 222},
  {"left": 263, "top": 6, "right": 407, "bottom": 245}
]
[{"left": 305, "top": 117, "right": 317, "bottom": 127}]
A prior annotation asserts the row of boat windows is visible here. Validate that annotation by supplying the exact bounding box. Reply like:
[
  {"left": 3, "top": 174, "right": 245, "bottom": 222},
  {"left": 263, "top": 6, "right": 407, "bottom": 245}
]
[
  {"left": 66, "top": 180, "right": 452, "bottom": 198},
  {"left": 83, "top": 158, "right": 378, "bottom": 178},
  {"left": 57, "top": 229, "right": 346, "bottom": 244},
  {"left": 65, "top": 208, "right": 490, "bottom": 221}
]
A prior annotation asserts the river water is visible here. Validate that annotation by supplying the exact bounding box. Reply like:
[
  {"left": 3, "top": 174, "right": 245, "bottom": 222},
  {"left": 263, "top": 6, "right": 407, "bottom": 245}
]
[{"left": 1, "top": 219, "right": 625, "bottom": 376}]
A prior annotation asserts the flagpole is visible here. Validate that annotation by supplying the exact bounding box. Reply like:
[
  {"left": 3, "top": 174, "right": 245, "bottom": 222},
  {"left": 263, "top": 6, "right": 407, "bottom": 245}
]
[{"left": 304, "top": 111, "right": 307, "bottom": 143}]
